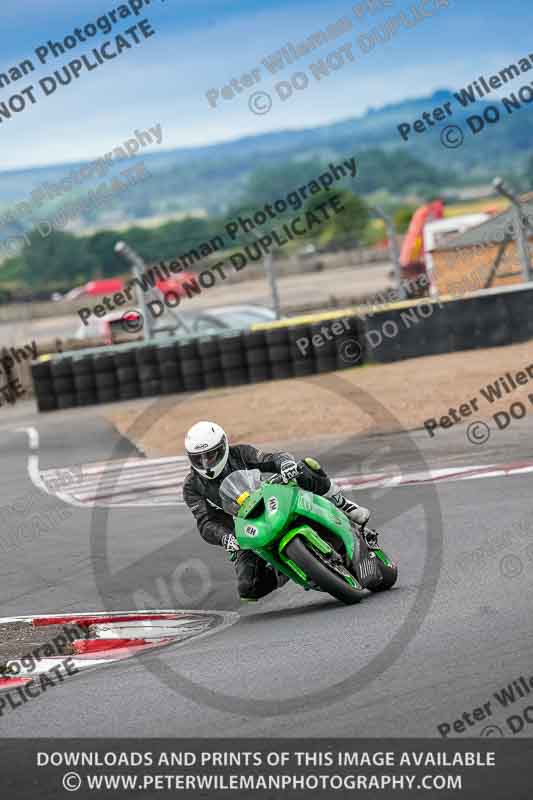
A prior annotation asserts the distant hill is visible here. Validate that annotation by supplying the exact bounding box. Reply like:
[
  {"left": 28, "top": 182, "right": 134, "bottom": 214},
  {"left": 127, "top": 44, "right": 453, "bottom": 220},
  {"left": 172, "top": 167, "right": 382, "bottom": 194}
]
[{"left": 0, "top": 89, "right": 530, "bottom": 235}]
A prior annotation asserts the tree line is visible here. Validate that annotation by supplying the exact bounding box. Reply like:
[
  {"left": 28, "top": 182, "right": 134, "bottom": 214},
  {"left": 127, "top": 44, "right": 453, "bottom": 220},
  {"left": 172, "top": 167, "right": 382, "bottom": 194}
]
[{"left": 0, "top": 148, "right": 455, "bottom": 292}]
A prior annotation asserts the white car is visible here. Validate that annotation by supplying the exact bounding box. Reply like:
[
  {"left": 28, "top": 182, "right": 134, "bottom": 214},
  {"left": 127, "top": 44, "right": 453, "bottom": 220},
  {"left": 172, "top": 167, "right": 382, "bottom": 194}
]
[
  {"left": 74, "top": 310, "right": 144, "bottom": 344},
  {"left": 74, "top": 305, "right": 277, "bottom": 343}
]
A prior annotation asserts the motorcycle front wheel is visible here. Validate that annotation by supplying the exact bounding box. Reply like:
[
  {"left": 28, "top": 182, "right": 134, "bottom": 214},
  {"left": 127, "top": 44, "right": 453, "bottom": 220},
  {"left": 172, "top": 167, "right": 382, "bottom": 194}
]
[{"left": 285, "top": 535, "right": 365, "bottom": 605}]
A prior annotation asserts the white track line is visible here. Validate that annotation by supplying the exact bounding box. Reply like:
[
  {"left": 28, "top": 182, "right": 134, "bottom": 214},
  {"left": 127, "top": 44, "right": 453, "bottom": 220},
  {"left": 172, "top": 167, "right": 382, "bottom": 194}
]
[
  {"left": 21, "top": 425, "right": 533, "bottom": 509},
  {"left": 36, "top": 459, "right": 533, "bottom": 508},
  {"left": 19, "top": 425, "right": 87, "bottom": 507}
]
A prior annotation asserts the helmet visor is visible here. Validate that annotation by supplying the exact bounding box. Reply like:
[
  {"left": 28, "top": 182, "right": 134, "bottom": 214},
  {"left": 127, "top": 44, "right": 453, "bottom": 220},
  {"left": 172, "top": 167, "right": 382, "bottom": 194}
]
[{"left": 188, "top": 439, "right": 227, "bottom": 473}]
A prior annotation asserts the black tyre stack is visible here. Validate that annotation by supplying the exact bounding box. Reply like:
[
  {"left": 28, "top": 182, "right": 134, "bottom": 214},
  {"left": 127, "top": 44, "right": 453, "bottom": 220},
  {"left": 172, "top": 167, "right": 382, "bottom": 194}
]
[
  {"left": 363, "top": 309, "right": 403, "bottom": 363},
  {"left": 136, "top": 345, "right": 161, "bottom": 397},
  {"left": 94, "top": 353, "right": 119, "bottom": 403},
  {"left": 446, "top": 299, "right": 480, "bottom": 353},
  {"left": 114, "top": 349, "right": 140, "bottom": 401},
  {"left": 473, "top": 293, "right": 511, "bottom": 349},
  {"left": 178, "top": 339, "right": 204, "bottom": 392},
  {"left": 504, "top": 286, "right": 533, "bottom": 344},
  {"left": 156, "top": 342, "right": 183, "bottom": 395},
  {"left": 334, "top": 315, "right": 365, "bottom": 370},
  {"left": 266, "top": 327, "right": 293, "bottom": 380},
  {"left": 243, "top": 330, "right": 271, "bottom": 383},
  {"left": 219, "top": 333, "right": 249, "bottom": 386},
  {"left": 310, "top": 321, "right": 338, "bottom": 373},
  {"left": 409, "top": 302, "right": 450, "bottom": 358},
  {"left": 73, "top": 355, "right": 97, "bottom": 406},
  {"left": 288, "top": 324, "right": 315, "bottom": 377},
  {"left": 32, "top": 361, "right": 57, "bottom": 412},
  {"left": 51, "top": 357, "right": 77, "bottom": 410},
  {"left": 198, "top": 336, "right": 224, "bottom": 390}
]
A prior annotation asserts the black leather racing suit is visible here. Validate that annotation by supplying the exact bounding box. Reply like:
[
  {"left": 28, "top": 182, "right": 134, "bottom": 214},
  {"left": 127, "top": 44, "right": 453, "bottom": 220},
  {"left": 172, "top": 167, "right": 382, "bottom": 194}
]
[{"left": 183, "top": 444, "right": 331, "bottom": 600}]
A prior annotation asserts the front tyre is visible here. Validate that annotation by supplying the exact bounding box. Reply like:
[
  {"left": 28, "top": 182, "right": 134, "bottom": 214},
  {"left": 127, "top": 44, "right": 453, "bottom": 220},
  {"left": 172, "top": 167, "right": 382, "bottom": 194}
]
[{"left": 285, "top": 535, "right": 365, "bottom": 605}]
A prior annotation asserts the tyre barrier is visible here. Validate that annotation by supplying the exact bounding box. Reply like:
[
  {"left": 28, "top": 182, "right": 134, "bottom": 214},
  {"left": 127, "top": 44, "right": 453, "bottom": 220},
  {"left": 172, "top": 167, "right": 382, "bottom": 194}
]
[
  {"left": 244, "top": 329, "right": 271, "bottom": 383},
  {"left": 31, "top": 316, "right": 366, "bottom": 411},
  {"left": 30, "top": 283, "right": 533, "bottom": 411},
  {"left": 362, "top": 284, "right": 530, "bottom": 364}
]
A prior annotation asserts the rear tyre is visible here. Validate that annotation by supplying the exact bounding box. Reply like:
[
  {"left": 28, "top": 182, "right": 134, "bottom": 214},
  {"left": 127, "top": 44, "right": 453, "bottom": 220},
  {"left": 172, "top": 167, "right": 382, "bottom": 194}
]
[{"left": 284, "top": 535, "right": 365, "bottom": 605}]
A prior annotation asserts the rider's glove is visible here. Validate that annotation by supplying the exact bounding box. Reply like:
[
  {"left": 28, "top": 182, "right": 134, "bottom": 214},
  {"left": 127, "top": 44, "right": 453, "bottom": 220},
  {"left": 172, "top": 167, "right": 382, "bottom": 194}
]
[
  {"left": 222, "top": 533, "right": 240, "bottom": 554},
  {"left": 280, "top": 459, "right": 299, "bottom": 484}
]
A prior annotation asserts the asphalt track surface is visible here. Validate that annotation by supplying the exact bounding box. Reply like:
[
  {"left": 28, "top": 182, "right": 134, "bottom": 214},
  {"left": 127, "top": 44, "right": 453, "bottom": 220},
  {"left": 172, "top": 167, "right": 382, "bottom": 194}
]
[{"left": 0, "top": 401, "right": 532, "bottom": 739}]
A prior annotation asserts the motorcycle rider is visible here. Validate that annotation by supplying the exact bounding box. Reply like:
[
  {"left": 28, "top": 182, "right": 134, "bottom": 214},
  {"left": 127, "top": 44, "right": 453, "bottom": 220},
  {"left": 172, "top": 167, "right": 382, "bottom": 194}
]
[{"left": 183, "top": 420, "right": 371, "bottom": 601}]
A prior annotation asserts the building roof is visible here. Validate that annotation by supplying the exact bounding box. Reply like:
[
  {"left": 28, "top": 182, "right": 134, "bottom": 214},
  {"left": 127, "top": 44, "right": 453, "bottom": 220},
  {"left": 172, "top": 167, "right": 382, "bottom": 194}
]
[{"left": 436, "top": 193, "right": 533, "bottom": 251}]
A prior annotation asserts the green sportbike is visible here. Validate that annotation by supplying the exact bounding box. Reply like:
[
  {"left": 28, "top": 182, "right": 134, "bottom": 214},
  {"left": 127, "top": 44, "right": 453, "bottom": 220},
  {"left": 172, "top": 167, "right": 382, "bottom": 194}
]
[{"left": 219, "top": 469, "right": 398, "bottom": 605}]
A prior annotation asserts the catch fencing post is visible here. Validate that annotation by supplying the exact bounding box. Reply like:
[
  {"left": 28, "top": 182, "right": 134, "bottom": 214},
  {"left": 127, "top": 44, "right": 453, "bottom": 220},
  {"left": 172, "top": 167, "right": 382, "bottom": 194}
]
[
  {"left": 493, "top": 178, "right": 533, "bottom": 282},
  {"left": 373, "top": 206, "right": 405, "bottom": 300}
]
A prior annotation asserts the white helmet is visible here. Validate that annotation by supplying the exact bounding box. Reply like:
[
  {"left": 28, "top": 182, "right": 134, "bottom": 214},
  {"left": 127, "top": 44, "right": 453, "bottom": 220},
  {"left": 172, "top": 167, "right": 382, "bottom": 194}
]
[{"left": 185, "top": 421, "right": 229, "bottom": 479}]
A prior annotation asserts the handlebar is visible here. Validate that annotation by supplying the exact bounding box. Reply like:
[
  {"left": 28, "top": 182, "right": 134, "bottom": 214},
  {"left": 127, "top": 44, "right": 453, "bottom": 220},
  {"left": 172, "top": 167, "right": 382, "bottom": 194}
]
[{"left": 268, "top": 464, "right": 303, "bottom": 485}]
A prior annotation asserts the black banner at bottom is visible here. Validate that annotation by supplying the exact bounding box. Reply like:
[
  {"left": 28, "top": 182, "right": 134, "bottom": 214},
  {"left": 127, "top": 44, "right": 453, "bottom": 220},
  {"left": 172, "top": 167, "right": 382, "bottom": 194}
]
[{"left": 2, "top": 739, "right": 532, "bottom": 799}]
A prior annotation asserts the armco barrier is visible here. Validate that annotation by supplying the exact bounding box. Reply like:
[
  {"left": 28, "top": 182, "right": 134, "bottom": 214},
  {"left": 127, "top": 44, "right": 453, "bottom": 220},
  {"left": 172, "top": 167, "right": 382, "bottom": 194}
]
[{"left": 30, "top": 283, "right": 533, "bottom": 411}]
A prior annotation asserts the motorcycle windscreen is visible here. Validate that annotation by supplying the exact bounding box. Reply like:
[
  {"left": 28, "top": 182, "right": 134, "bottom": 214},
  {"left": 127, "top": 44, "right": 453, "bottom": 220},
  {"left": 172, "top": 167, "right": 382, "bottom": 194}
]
[{"left": 219, "top": 469, "right": 266, "bottom": 516}]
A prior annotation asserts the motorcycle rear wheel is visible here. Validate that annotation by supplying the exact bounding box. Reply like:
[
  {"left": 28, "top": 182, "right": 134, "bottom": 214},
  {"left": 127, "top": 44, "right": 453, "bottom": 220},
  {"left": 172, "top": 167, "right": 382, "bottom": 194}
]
[{"left": 285, "top": 535, "right": 365, "bottom": 605}]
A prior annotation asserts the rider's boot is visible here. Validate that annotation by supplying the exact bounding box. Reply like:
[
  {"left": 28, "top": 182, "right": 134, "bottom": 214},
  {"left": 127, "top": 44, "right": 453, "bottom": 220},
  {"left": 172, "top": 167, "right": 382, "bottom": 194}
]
[
  {"left": 325, "top": 481, "right": 371, "bottom": 526},
  {"left": 275, "top": 571, "right": 290, "bottom": 589},
  {"left": 266, "top": 564, "right": 290, "bottom": 589}
]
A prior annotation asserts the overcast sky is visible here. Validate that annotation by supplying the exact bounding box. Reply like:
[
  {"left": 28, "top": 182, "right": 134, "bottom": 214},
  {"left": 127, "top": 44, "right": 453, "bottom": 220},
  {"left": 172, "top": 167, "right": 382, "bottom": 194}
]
[{"left": 0, "top": 0, "right": 530, "bottom": 170}]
